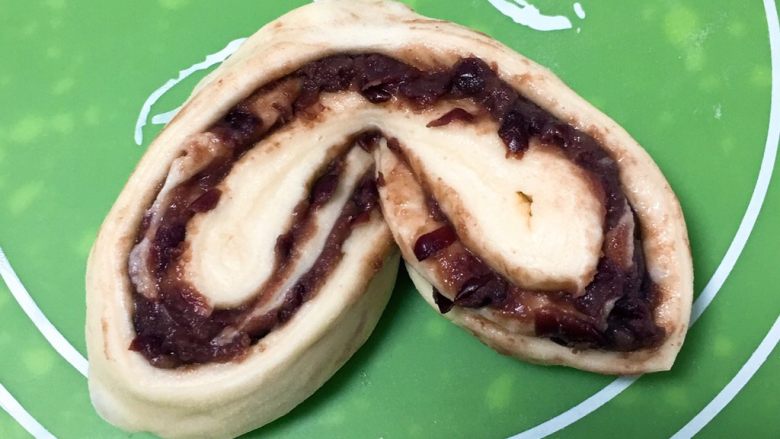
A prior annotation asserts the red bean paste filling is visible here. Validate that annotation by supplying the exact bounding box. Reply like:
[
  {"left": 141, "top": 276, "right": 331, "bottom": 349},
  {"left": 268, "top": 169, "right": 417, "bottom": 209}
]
[
  {"left": 130, "top": 54, "right": 662, "bottom": 367},
  {"left": 422, "top": 209, "right": 659, "bottom": 351}
]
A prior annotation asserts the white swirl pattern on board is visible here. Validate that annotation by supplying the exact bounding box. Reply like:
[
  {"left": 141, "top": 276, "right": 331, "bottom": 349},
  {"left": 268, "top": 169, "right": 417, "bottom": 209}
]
[
  {"left": 133, "top": 37, "right": 247, "bottom": 145},
  {"left": 486, "top": 0, "right": 575, "bottom": 31},
  {"left": 672, "top": 316, "right": 780, "bottom": 438},
  {"left": 0, "top": 248, "right": 88, "bottom": 377},
  {"left": 0, "top": 383, "right": 56, "bottom": 439},
  {"left": 671, "top": 0, "right": 780, "bottom": 434}
]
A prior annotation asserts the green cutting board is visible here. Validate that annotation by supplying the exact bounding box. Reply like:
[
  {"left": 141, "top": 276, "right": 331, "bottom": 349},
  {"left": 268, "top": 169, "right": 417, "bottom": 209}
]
[{"left": 1, "top": 1, "right": 778, "bottom": 438}]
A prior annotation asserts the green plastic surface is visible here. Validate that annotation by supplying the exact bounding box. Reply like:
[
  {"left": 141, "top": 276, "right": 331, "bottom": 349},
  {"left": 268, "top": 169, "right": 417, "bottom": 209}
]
[{"left": 0, "top": 1, "right": 778, "bottom": 438}]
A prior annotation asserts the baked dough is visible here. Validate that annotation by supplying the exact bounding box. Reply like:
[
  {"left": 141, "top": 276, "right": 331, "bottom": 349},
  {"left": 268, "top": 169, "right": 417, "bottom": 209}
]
[{"left": 86, "top": 0, "right": 693, "bottom": 437}]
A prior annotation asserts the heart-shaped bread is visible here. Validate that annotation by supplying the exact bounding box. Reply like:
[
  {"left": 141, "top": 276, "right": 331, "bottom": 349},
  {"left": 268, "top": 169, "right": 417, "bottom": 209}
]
[{"left": 86, "top": 0, "right": 693, "bottom": 437}]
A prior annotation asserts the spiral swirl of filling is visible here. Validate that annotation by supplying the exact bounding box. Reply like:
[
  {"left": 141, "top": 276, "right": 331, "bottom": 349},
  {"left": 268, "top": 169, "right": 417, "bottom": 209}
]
[{"left": 128, "top": 54, "right": 663, "bottom": 368}]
